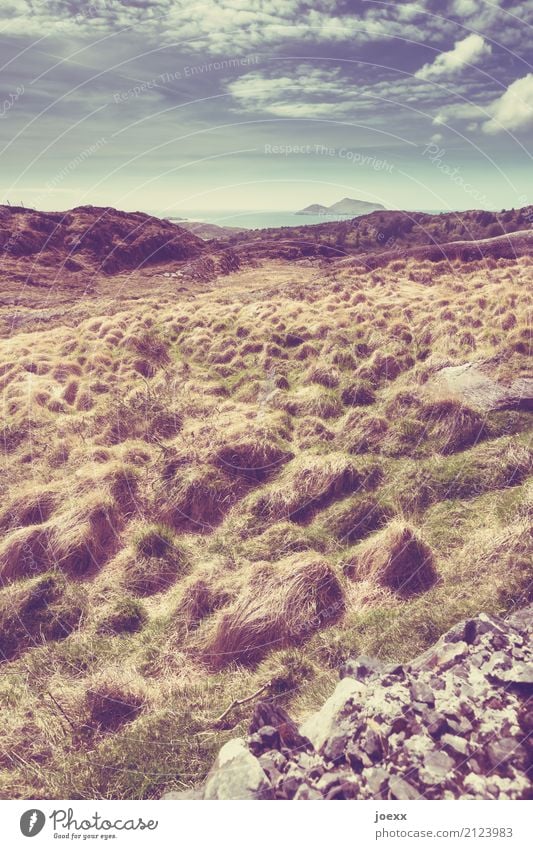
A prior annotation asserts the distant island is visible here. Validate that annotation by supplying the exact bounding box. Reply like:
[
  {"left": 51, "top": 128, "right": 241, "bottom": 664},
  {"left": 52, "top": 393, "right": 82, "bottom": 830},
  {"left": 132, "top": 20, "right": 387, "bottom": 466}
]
[{"left": 297, "top": 197, "right": 386, "bottom": 216}]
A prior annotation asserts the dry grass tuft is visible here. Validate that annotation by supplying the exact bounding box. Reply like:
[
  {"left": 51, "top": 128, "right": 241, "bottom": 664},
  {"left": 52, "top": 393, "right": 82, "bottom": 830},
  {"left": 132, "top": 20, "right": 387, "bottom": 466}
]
[
  {"left": 212, "top": 424, "right": 293, "bottom": 482},
  {"left": 124, "top": 523, "right": 189, "bottom": 595},
  {"left": 250, "top": 453, "right": 382, "bottom": 524},
  {"left": 418, "top": 398, "right": 485, "bottom": 454},
  {"left": 341, "top": 381, "right": 376, "bottom": 407},
  {"left": 348, "top": 521, "right": 438, "bottom": 597},
  {"left": 320, "top": 496, "right": 393, "bottom": 544},
  {"left": 200, "top": 554, "right": 344, "bottom": 669},
  {"left": 86, "top": 681, "right": 144, "bottom": 731},
  {"left": 0, "top": 573, "right": 84, "bottom": 661},
  {"left": 163, "top": 464, "right": 240, "bottom": 532}
]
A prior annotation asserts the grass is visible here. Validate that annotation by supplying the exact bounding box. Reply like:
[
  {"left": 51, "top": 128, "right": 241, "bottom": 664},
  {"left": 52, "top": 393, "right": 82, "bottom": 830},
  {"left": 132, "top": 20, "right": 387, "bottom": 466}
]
[{"left": 0, "top": 249, "right": 531, "bottom": 798}]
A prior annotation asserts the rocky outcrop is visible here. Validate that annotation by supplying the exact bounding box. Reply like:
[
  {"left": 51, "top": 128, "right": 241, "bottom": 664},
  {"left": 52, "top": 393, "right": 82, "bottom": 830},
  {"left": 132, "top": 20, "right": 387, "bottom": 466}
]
[
  {"left": 166, "top": 607, "right": 532, "bottom": 800},
  {"left": 430, "top": 361, "right": 533, "bottom": 413}
]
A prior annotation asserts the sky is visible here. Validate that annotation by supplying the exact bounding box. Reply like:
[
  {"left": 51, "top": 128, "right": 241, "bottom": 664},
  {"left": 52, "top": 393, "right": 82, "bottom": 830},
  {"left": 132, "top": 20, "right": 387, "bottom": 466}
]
[{"left": 0, "top": 0, "right": 532, "bottom": 214}]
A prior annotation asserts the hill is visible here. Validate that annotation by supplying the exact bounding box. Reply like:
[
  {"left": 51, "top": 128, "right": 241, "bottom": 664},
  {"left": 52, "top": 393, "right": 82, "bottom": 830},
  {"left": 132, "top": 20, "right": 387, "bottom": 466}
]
[
  {"left": 0, "top": 204, "right": 204, "bottom": 276},
  {"left": 232, "top": 206, "right": 533, "bottom": 263},
  {"left": 297, "top": 198, "right": 385, "bottom": 216}
]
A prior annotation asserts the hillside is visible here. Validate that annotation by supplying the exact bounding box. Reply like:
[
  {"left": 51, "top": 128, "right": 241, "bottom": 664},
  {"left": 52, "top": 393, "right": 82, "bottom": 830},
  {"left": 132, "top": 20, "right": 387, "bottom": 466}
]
[
  {"left": 0, "top": 205, "right": 204, "bottom": 276},
  {"left": 233, "top": 206, "right": 533, "bottom": 262},
  {"left": 0, "top": 207, "right": 531, "bottom": 800}
]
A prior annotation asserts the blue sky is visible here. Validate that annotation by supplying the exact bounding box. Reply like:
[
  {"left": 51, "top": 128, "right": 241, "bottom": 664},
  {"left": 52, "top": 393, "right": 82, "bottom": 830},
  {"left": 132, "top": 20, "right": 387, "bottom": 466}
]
[{"left": 0, "top": 1, "right": 532, "bottom": 213}]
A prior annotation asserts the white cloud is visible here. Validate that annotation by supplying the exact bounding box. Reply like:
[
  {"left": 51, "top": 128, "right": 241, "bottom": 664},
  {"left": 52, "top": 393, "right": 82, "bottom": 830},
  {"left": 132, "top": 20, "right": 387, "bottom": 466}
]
[
  {"left": 415, "top": 34, "right": 491, "bottom": 80},
  {"left": 433, "top": 101, "right": 489, "bottom": 125},
  {"left": 482, "top": 73, "right": 533, "bottom": 134},
  {"left": 227, "top": 66, "right": 353, "bottom": 117},
  {"left": 452, "top": 0, "right": 480, "bottom": 16}
]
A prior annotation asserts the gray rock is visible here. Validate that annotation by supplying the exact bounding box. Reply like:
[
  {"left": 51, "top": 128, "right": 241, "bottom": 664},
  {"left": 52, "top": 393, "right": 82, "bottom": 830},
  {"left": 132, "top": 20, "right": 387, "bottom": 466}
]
[
  {"left": 487, "top": 739, "right": 528, "bottom": 771},
  {"left": 300, "top": 678, "right": 366, "bottom": 751},
  {"left": 410, "top": 680, "right": 435, "bottom": 704},
  {"left": 364, "top": 766, "right": 389, "bottom": 796},
  {"left": 293, "top": 783, "right": 323, "bottom": 800},
  {"left": 441, "top": 733, "right": 469, "bottom": 756},
  {"left": 204, "top": 738, "right": 273, "bottom": 800},
  {"left": 419, "top": 750, "right": 455, "bottom": 785},
  {"left": 362, "top": 728, "right": 384, "bottom": 761},
  {"left": 389, "top": 775, "right": 420, "bottom": 800},
  {"left": 341, "top": 655, "right": 384, "bottom": 682},
  {"left": 489, "top": 662, "right": 533, "bottom": 687},
  {"left": 430, "top": 361, "right": 533, "bottom": 413}
]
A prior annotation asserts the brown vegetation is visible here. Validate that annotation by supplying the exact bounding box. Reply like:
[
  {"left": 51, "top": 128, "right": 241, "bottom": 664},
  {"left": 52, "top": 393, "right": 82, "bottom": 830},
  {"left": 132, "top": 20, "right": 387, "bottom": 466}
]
[{"left": 0, "top": 207, "right": 531, "bottom": 799}]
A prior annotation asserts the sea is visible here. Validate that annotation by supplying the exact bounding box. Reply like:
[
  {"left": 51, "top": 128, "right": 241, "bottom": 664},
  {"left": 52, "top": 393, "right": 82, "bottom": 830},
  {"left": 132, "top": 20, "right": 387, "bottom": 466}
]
[{"left": 154, "top": 208, "right": 447, "bottom": 230}]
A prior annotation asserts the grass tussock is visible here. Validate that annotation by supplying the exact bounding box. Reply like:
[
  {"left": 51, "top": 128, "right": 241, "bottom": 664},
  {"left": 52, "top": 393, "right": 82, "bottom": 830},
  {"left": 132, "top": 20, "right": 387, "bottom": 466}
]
[
  {"left": 86, "top": 679, "right": 145, "bottom": 731},
  {"left": 0, "top": 573, "right": 84, "bottom": 661},
  {"left": 249, "top": 453, "right": 382, "bottom": 524},
  {"left": 124, "top": 523, "right": 189, "bottom": 595},
  {"left": 346, "top": 521, "right": 438, "bottom": 597},
  {"left": 199, "top": 554, "right": 345, "bottom": 669}
]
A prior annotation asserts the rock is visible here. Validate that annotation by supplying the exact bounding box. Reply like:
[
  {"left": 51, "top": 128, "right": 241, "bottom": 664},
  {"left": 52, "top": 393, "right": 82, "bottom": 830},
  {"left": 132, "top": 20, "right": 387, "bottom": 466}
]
[
  {"left": 441, "top": 733, "right": 469, "bottom": 756},
  {"left": 257, "top": 724, "right": 280, "bottom": 750},
  {"left": 170, "top": 604, "right": 532, "bottom": 801},
  {"left": 315, "top": 772, "right": 345, "bottom": 794},
  {"left": 280, "top": 775, "right": 303, "bottom": 799},
  {"left": 517, "top": 703, "right": 533, "bottom": 734},
  {"left": 364, "top": 766, "right": 389, "bottom": 796},
  {"left": 300, "top": 677, "right": 366, "bottom": 751},
  {"left": 326, "top": 780, "right": 359, "bottom": 799},
  {"left": 204, "top": 738, "right": 273, "bottom": 800},
  {"left": 322, "top": 727, "right": 349, "bottom": 765},
  {"left": 362, "top": 728, "right": 384, "bottom": 761},
  {"left": 426, "top": 713, "right": 449, "bottom": 739},
  {"left": 250, "top": 701, "right": 312, "bottom": 752},
  {"left": 340, "top": 654, "right": 384, "bottom": 682},
  {"left": 410, "top": 681, "right": 435, "bottom": 705},
  {"left": 161, "top": 787, "right": 203, "bottom": 799},
  {"left": 389, "top": 775, "right": 420, "bottom": 800},
  {"left": 430, "top": 361, "right": 533, "bottom": 413},
  {"left": 489, "top": 662, "right": 533, "bottom": 688},
  {"left": 259, "top": 750, "right": 286, "bottom": 782},
  {"left": 293, "top": 783, "right": 323, "bottom": 800},
  {"left": 419, "top": 750, "right": 455, "bottom": 785},
  {"left": 486, "top": 739, "right": 528, "bottom": 771}
]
